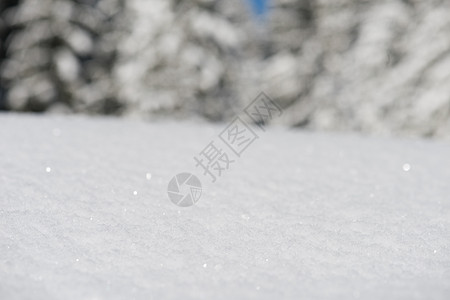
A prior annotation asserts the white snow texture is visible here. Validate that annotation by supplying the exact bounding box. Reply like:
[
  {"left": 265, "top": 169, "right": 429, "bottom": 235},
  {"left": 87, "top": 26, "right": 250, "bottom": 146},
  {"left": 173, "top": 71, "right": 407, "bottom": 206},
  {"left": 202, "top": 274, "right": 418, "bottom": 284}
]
[{"left": 1, "top": 114, "right": 449, "bottom": 299}]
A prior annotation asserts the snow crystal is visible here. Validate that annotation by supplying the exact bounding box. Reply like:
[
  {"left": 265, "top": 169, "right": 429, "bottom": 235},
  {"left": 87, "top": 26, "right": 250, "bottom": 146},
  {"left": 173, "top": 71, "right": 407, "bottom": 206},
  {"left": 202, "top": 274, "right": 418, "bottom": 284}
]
[{"left": 403, "top": 163, "right": 411, "bottom": 172}]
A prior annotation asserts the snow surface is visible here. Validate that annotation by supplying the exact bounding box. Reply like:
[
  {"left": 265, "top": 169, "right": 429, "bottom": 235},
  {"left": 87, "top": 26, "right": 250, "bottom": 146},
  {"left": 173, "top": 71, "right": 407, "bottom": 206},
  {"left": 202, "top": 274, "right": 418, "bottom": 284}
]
[{"left": 1, "top": 113, "right": 449, "bottom": 299}]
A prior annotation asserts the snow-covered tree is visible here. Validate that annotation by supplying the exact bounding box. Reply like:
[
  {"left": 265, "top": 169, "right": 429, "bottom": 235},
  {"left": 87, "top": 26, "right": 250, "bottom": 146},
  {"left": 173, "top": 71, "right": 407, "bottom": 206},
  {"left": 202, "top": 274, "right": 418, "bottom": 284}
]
[
  {"left": 114, "top": 0, "right": 245, "bottom": 121},
  {"left": 1, "top": 0, "right": 450, "bottom": 137},
  {"left": 0, "top": 0, "right": 125, "bottom": 114}
]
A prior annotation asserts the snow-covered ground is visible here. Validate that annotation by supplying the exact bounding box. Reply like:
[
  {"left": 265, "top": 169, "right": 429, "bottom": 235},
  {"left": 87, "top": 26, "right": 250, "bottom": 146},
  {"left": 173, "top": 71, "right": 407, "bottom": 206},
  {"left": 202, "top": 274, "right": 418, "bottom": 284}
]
[{"left": 1, "top": 113, "right": 449, "bottom": 299}]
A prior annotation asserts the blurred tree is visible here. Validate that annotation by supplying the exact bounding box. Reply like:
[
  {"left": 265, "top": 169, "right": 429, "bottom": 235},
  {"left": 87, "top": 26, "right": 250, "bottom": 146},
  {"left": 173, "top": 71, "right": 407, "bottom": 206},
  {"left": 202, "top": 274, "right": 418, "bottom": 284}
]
[
  {"left": 1, "top": 0, "right": 449, "bottom": 137},
  {"left": 0, "top": 0, "right": 125, "bottom": 113},
  {"left": 0, "top": 0, "right": 19, "bottom": 110},
  {"left": 113, "top": 0, "right": 244, "bottom": 121}
]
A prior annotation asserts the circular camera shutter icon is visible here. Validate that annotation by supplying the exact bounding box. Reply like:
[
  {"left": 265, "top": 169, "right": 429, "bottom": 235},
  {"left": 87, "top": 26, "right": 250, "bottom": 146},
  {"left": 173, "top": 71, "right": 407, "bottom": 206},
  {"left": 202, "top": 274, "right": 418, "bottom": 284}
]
[{"left": 167, "top": 173, "right": 202, "bottom": 207}]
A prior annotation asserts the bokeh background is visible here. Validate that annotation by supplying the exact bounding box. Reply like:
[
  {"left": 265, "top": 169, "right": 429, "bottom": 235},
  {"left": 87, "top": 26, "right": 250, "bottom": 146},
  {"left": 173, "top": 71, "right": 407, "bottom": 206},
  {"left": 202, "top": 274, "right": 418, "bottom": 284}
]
[{"left": 1, "top": 0, "right": 450, "bottom": 138}]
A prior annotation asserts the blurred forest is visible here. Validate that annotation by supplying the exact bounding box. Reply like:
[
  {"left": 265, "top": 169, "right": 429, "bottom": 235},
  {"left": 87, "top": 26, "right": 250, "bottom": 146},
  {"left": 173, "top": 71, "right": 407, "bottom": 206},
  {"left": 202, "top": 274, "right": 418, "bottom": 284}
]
[{"left": 1, "top": 0, "right": 450, "bottom": 138}]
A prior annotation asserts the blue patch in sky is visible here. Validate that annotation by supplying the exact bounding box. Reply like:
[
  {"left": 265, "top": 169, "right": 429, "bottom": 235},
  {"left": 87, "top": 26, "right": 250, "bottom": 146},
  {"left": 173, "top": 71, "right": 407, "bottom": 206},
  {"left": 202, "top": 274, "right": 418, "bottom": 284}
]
[{"left": 247, "top": 0, "right": 269, "bottom": 18}]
